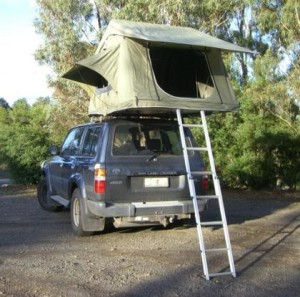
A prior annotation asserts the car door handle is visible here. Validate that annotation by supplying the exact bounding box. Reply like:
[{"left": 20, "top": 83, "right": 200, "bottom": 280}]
[{"left": 59, "top": 163, "right": 63, "bottom": 168}]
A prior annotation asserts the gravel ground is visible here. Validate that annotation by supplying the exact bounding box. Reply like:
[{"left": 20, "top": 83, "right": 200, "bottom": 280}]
[{"left": 0, "top": 185, "right": 299, "bottom": 297}]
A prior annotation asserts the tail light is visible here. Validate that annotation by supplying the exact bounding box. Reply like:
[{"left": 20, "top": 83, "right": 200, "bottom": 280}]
[
  {"left": 202, "top": 167, "right": 209, "bottom": 193},
  {"left": 202, "top": 176, "right": 209, "bottom": 193},
  {"left": 94, "top": 164, "right": 106, "bottom": 194}
]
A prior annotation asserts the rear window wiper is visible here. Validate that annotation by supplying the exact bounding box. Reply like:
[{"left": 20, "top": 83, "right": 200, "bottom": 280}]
[{"left": 147, "top": 152, "right": 160, "bottom": 162}]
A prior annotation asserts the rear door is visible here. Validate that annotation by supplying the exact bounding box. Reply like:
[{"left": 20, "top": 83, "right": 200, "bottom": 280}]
[
  {"left": 79, "top": 124, "right": 104, "bottom": 198},
  {"left": 105, "top": 120, "right": 204, "bottom": 203}
]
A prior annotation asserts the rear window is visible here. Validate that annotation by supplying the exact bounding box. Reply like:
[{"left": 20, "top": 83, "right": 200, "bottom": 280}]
[{"left": 112, "top": 122, "right": 192, "bottom": 156}]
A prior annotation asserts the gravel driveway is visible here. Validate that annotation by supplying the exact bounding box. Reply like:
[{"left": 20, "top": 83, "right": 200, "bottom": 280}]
[{"left": 0, "top": 186, "right": 299, "bottom": 297}]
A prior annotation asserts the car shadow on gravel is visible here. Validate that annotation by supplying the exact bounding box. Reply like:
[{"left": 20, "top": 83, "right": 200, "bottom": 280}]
[
  {"left": 105, "top": 213, "right": 300, "bottom": 297},
  {"left": 202, "top": 195, "right": 298, "bottom": 226},
  {"left": 104, "top": 257, "right": 299, "bottom": 297},
  {"left": 234, "top": 213, "right": 300, "bottom": 276},
  {"left": 0, "top": 195, "right": 73, "bottom": 249}
]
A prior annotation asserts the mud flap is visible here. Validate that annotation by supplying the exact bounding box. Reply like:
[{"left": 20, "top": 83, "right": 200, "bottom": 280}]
[{"left": 80, "top": 196, "right": 105, "bottom": 232}]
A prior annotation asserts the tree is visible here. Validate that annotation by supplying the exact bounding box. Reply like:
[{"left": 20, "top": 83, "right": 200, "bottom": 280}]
[
  {"left": 203, "top": 0, "right": 300, "bottom": 189},
  {"left": 252, "top": 0, "right": 300, "bottom": 129},
  {"left": 34, "top": 0, "right": 96, "bottom": 130}
]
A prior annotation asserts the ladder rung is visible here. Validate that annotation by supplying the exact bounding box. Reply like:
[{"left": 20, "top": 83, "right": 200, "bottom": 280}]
[
  {"left": 186, "top": 147, "right": 208, "bottom": 151},
  {"left": 182, "top": 123, "right": 204, "bottom": 128},
  {"left": 196, "top": 195, "right": 219, "bottom": 199},
  {"left": 201, "top": 221, "right": 223, "bottom": 226},
  {"left": 191, "top": 171, "right": 213, "bottom": 176},
  {"left": 205, "top": 248, "right": 229, "bottom": 252},
  {"left": 208, "top": 272, "right": 234, "bottom": 278}
]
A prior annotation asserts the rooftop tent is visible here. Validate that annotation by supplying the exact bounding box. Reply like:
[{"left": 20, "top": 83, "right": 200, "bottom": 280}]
[{"left": 63, "top": 19, "right": 254, "bottom": 116}]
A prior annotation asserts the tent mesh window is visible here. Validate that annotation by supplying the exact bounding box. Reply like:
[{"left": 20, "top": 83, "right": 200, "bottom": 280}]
[{"left": 149, "top": 47, "right": 214, "bottom": 99}]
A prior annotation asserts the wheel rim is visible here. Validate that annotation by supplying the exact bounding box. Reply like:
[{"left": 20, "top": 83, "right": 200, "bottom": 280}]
[{"left": 73, "top": 198, "right": 80, "bottom": 227}]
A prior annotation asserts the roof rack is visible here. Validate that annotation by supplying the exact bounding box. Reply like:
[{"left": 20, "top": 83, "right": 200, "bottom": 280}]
[{"left": 89, "top": 111, "right": 178, "bottom": 122}]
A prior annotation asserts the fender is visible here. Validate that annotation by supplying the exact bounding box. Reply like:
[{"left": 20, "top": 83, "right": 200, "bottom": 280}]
[
  {"left": 41, "top": 161, "right": 54, "bottom": 195},
  {"left": 68, "top": 173, "right": 85, "bottom": 200},
  {"left": 69, "top": 173, "right": 105, "bottom": 232}
]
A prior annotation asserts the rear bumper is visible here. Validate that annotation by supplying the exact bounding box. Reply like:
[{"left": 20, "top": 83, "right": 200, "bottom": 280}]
[{"left": 86, "top": 199, "right": 207, "bottom": 218}]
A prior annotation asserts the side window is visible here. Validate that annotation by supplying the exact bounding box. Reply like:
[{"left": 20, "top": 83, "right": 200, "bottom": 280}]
[
  {"left": 82, "top": 126, "right": 102, "bottom": 156},
  {"left": 61, "top": 127, "right": 85, "bottom": 156}
]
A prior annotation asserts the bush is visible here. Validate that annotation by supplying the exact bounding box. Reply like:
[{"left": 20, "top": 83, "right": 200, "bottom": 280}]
[
  {"left": 204, "top": 97, "right": 300, "bottom": 189},
  {"left": 0, "top": 99, "right": 53, "bottom": 184}
]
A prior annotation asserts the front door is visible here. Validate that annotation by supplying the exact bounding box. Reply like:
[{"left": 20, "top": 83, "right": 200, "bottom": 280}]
[{"left": 56, "top": 127, "right": 85, "bottom": 197}]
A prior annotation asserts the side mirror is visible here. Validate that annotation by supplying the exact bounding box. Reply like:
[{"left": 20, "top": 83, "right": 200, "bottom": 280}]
[{"left": 49, "top": 145, "right": 59, "bottom": 155}]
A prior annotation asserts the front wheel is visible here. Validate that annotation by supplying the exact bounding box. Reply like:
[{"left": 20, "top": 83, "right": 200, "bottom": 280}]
[
  {"left": 37, "top": 177, "right": 62, "bottom": 212},
  {"left": 71, "top": 189, "right": 92, "bottom": 236}
]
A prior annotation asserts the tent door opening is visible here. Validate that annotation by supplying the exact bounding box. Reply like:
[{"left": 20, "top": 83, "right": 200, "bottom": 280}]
[{"left": 149, "top": 47, "right": 214, "bottom": 99}]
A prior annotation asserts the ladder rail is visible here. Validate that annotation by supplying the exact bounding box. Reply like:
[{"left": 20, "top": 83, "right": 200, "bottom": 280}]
[
  {"left": 200, "top": 111, "right": 236, "bottom": 277},
  {"left": 176, "top": 109, "right": 236, "bottom": 280},
  {"left": 176, "top": 109, "right": 210, "bottom": 280}
]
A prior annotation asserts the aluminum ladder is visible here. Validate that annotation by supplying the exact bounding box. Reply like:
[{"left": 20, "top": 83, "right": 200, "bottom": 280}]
[{"left": 176, "top": 109, "right": 236, "bottom": 280}]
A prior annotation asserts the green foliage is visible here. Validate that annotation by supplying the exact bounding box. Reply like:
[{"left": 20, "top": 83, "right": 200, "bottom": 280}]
[
  {"left": 34, "top": 0, "right": 95, "bottom": 72},
  {"left": 34, "top": 0, "right": 96, "bottom": 127},
  {"left": 202, "top": 0, "right": 300, "bottom": 189},
  {"left": 0, "top": 99, "right": 53, "bottom": 184},
  {"left": 206, "top": 90, "right": 300, "bottom": 190},
  {"left": 111, "top": 0, "right": 204, "bottom": 27},
  {"left": 30, "top": 0, "right": 299, "bottom": 190},
  {"left": 255, "top": 0, "right": 300, "bottom": 48}
]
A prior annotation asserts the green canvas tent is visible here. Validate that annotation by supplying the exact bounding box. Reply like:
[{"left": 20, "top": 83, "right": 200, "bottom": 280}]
[{"left": 63, "top": 19, "right": 254, "bottom": 116}]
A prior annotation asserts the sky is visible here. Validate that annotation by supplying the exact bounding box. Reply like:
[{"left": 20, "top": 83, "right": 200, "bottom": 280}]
[{"left": 0, "top": 0, "right": 52, "bottom": 106}]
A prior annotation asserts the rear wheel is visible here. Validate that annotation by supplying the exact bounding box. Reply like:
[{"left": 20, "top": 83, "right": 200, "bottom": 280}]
[
  {"left": 37, "top": 177, "right": 62, "bottom": 212},
  {"left": 71, "top": 189, "right": 92, "bottom": 236}
]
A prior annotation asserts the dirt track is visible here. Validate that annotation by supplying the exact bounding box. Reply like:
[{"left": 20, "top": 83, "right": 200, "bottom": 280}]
[{"left": 0, "top": 186, "right": 299, "bottom": 297}]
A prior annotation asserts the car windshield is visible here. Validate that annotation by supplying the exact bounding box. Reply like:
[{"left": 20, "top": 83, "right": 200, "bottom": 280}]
[{"left": 112, "top": 122, "right": 192, "bottom": 156}]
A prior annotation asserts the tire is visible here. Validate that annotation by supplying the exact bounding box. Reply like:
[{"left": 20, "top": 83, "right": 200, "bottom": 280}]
[
  {"left": 70, "top": 189, "right": 92, "bottom": 236},
  {"left": 37, "top": 177, "right": 62, "bottom": 212}
]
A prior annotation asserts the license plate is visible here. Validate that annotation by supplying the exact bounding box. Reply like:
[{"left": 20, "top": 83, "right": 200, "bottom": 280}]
[{"left": 144, "top": 177, "right": 169, "bottom": 188}]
